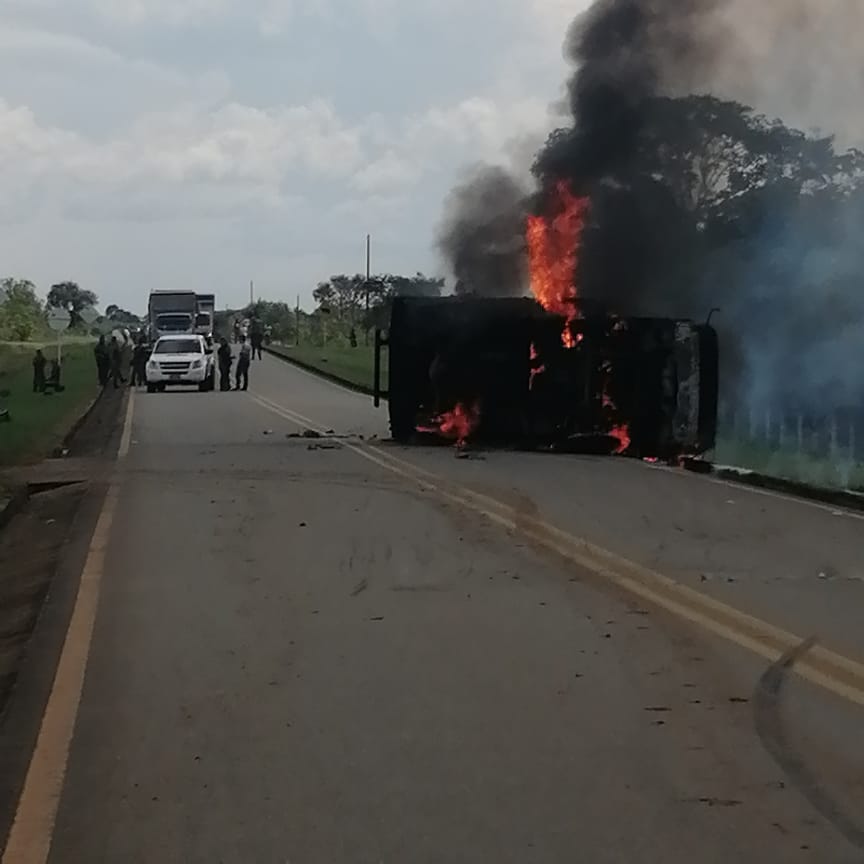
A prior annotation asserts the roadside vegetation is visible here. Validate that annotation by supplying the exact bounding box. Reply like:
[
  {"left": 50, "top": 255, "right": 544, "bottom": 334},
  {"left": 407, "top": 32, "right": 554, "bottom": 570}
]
[
  {"left": 0, "top": 277, "right": 110, "bottom": 466},
  {"left": 715, "top": 438, "right": 864, "bottom": 492},
  {"left": 267, "top": 342, "right": 387, "bottom": 394},
  {"left": 216, "top": 274, "right": 440, "bottom": 394},
  {"left": 0, "top": 342, "right": 99, "bottom": 465}
]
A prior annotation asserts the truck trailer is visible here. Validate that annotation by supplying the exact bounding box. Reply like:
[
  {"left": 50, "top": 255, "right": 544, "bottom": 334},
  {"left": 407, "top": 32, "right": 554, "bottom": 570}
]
[{"left": 375, "top": 296, "right": 718, "bottom": 460}]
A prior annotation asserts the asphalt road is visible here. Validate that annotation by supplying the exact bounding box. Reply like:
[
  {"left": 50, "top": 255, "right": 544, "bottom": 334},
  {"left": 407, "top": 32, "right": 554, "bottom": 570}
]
[{"left": 5, "top": 355, "right": 864, "bottom": 863}]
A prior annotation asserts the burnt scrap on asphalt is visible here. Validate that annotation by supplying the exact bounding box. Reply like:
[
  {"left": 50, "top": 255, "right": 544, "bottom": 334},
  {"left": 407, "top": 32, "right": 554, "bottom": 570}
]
[{"left": 376, "top": 296, "right": 718, "bottom": 460}]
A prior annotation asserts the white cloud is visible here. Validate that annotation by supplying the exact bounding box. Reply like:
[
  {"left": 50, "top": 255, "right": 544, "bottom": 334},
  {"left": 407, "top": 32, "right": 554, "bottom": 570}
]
[
  {"left": 0, "top": 0, "right": 579, "bottom": 307},
  {"left": 0, "top": 88, "right": 554, "bottom": 216}
]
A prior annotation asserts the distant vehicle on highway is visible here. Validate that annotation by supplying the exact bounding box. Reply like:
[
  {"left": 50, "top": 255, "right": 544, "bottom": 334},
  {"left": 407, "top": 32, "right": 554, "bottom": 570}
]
[
  {"left": 195, "top": 293, "right": 216, "bottom": 345},
  {"left": 146, "top": 334, "right": 215, "bottom": 393},
  {"left": 148, "top": 291, "right": 198, "bottom": 342}
]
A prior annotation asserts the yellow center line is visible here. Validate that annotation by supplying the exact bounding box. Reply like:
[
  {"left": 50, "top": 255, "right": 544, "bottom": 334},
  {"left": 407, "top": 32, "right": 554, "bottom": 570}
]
[
  {"left": 250, "top": 390, "right": 864, "bottom": 709},
  {"left": 2, "top": 390, "right": 136, "bottom": 864}
]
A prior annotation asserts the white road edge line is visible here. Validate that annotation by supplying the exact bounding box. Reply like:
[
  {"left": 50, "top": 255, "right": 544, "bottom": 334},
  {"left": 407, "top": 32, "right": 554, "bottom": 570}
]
[
  {"left": 2, "top": 390, "right": 136, "bottom": 864},
  {"left": 640, "top": 459, "right": 864, "bottom": 522}
]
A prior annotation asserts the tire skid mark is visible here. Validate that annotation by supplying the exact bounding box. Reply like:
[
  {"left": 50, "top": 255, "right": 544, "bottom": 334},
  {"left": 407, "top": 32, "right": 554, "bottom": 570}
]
[{"left": 754, "top": 637, "right": 864, "bottom": 853}]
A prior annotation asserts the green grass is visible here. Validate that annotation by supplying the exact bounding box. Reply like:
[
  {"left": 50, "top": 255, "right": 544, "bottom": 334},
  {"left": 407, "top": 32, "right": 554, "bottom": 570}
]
[
  {"left": 268, "top": 342, "right": 388, "bottom": 394},
  {"left": 716, "top": 438, "right": 864, "bottom": 492},
  {"left": 0, "top": 341, "right": 100, "bottom": 465}
]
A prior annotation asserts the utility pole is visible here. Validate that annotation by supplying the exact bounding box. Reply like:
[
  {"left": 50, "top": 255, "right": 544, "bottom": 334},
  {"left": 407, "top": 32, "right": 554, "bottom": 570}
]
[
  {"left": 364, "top": 233, "right": 371, "bottom": 345},
  {"left": 249, "top": 280, "right": 254, "bottom": 307},
  {"left": 296, "top": 294, "right": 301, "bottom": 346}
]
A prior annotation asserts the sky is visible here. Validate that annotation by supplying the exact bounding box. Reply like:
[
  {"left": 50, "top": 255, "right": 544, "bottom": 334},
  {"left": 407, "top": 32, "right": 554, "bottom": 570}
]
[{"left": 0, "top": 0, "right": 586, "bottom": 313}]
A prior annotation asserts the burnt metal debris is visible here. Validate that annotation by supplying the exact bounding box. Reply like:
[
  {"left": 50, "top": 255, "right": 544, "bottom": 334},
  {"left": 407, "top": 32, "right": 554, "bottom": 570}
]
[{"left": 376, "top": 296, "right": 718, "bottom": 459}]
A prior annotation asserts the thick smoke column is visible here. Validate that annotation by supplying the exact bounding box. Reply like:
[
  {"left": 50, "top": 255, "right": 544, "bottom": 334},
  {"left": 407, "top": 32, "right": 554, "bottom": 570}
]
[
  {"left": 437, "top": 166, "right": 529, "bottom": 297},
  {"left": 438, "top": 0, "right": 864, "bottom": 424},
  {"left": 439, "top": 0, "right": 726, "bottom": 299},
  {"left": 553, "top": 0, "right": 723, "bottom": 183}
]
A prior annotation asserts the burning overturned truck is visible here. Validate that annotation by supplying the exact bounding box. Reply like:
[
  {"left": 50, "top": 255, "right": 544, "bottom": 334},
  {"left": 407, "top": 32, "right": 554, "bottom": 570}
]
[
  {"left": 376, "top": 295, "right": 718, "bottom": 460},
  {"left": 375, "top": 180, "right": 718, "bottom": 460}
]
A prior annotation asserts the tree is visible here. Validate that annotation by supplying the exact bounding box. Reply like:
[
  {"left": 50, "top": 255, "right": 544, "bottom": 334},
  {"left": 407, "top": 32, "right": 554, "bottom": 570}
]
[
  {"left": 387, "top": 273, "right": 445, "bottom": 298},
  {"left": 47, "top": 281, "right": 98, "bottom": 326},
  {"left": 313, "top": 272, "right": 445, "bottom": 342},
  {"left": 243, "top": 299, "right": 297, "bottom": 344},
  {"left": 0, "top": 278, "right": 47, "bottom": 341},
  {"left": 312, "top": 282, "right": 336, "bottom": 313},
  {"left": 103, "top": 305, "right": 141, "bottom": 324}
]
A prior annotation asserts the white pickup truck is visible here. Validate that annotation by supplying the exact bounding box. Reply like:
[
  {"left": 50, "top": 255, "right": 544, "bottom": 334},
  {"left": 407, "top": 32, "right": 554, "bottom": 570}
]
[{"left": 146, "top": 334, "right": 216, "bottom": 393}]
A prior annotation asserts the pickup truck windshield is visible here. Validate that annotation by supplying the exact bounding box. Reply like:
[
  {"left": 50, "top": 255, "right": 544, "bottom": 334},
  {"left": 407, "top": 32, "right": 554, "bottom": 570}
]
[{"left": 155, "top": 339, "right": 202, "bottom": 354}]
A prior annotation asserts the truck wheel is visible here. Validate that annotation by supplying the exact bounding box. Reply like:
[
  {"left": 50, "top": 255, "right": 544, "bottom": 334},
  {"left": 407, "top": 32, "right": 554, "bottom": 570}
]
[
  {"left": 147, "top": 384, "right": 157, "bottom": 394},
  {"left": 198, "top": 381, "right": 209, "bottom": 393}
]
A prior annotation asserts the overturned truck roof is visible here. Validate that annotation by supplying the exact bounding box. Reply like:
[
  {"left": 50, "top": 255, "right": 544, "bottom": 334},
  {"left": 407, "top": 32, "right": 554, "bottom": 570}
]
[{"left": 377, "top": 296, "right": 718, "bottom": 460}]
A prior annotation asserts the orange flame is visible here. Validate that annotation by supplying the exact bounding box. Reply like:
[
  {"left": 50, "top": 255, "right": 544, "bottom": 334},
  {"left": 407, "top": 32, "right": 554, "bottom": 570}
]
[
  {"left": 609, "top": 424, "right": 631, "bottom": 454},
  {"left": 440, "top": 403, "right": 479, "bottom": 441},
  {"left": 602, "top": 391, "right": 630, "bottom": 454},
  {"left": 529, "top": 342, "right": 546, "bottom": 390},
  {"left": 527, "top": 181, "right": 590, "bottom": 347},
  {"left": 417, "top": 402, "right": 480, "bottom": 445}
]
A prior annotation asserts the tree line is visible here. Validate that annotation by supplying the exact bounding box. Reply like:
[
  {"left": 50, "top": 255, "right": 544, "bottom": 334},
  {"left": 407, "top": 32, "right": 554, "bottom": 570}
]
[
  {"left": 0, "top": 278, "right": 101, "bottom": 341},
  {"left": 0, "top": 278, "right": 147, "bottom": 342},
  {"left": 221, "top": 272, "right": 444, "bottom": 348}
]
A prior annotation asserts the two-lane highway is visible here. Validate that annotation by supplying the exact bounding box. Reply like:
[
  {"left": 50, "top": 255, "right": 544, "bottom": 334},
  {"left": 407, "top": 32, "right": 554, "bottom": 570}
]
[{"left": 4, "top": 354, "right": 863, "bottom": 863}]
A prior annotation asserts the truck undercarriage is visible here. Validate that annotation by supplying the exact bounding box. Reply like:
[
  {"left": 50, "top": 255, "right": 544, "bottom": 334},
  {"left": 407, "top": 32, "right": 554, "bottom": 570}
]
[{"left": 376, "top": 297, "right": 718, "bottom": 460}]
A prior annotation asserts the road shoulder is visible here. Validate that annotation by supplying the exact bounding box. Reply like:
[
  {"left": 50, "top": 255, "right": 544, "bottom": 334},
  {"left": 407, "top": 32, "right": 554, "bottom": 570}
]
[{"left": 0, "top": 388, "right": 127, "bottom": 855}]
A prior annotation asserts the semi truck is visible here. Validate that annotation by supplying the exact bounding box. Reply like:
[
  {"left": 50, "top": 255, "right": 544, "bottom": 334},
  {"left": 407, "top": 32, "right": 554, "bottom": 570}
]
[
  {"left": 148, "top": 291, "right": 198, "bottom": 342},
  {"left": 195, "top": 293, "right": 216, "bottom": 344}
]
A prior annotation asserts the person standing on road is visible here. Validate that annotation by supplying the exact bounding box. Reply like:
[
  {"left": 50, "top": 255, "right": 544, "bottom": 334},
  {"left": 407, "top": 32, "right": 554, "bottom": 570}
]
[
  {"left": 217, "top": 338, "right": 233, "bottom": 391},
  {"left": 130, "top": 339, "right": 148, "bottom": 388},
  {"left": 235, "top": 336, "right": 251, "bottom": 391},
  {"left": 250, "top": 320, "right": 264, "bottom": 360},
  {"left": 109, "top": 336, "right": 125, "bottom": 389},
  {"left": 32, "top": 349, "right": 47, "bottom": 393},
  {"left": 250, "top": 332, "right": 263, "bottom": 361},
  {"left": 94, "top": 336, "right": 109, "bottom": 386}
]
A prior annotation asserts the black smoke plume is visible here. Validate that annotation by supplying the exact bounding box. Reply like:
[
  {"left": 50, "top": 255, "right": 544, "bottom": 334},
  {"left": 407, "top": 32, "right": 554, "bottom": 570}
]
[
  {"left": 437, "top": 165, "right": 529, "bottom": 297},
  {"left": 438, "top": 0, "right": 864, "bottom": 434}
]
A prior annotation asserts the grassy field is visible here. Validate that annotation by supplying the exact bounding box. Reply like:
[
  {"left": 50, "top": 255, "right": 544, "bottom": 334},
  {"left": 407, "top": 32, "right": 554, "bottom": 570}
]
[
  {"left": 0, "top": 341, "right": 99, "bottom": 465},
  {"left": 268, "top": 342, "right": 388, "bottom": 394},
  {"left": 715, "top": 438, "right": 864, "bottom": 492}
]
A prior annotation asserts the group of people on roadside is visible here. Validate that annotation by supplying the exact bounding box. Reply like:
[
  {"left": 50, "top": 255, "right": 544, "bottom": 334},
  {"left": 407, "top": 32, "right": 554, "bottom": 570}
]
[
  {"left": 31, "top": 349, "right": 62, "bottom": 393},
  {"left": 91, "top": 331, "right": 262, "bottom": 393},
  {"left": 94, "top": 334, "right": 147, "bottom": 389},
  {"left": 217, "top": 335, "right": 256, "bottom": 391}
]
